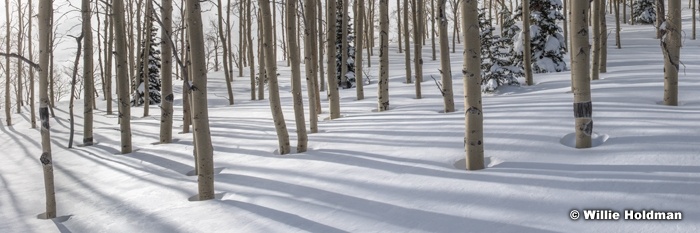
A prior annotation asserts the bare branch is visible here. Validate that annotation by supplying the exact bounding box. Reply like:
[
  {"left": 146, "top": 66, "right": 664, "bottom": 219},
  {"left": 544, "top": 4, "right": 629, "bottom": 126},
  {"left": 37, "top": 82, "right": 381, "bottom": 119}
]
[{"left": 0, "top": 52, "right": 41, "bottom": 71}]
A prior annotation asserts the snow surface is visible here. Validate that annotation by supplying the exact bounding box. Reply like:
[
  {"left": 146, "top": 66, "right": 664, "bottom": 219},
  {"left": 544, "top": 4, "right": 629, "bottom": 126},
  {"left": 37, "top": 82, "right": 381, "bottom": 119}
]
[{"left": 2, "top": 6, "right": 700, "bottom": 233}]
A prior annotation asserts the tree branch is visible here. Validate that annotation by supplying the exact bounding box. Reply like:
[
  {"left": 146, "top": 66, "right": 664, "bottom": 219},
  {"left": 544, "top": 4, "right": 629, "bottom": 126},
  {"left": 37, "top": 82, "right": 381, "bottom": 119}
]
[{"left": 0, "top": 52, "right": 41, "bottom": 71}]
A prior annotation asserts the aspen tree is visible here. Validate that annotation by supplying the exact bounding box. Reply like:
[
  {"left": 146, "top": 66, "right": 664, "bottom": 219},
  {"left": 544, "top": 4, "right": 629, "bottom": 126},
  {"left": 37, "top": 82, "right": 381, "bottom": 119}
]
[
  {"left": 82, "top": 0, "right": 95, "bottom": 146},
  {"left": 438, "top": 0, "right": 454, "bottom": 113},
  {"left": 114, "top": 0, "right": 133, "bottom": 153},
  {"left": 571, "top": 0, "right": 592, "bottom": 148},
  {"left": 397, "top": 0, "right": 403, "bottom": 53},
  {"left": 431, "top": 0, "right": 436, "bottom": 61},
  {"left": 5, "top": 0, "right": 11, "bottom": 126},
  {"left": 615, "top": 0, "right": 621, "bottom": 48},
  {"left": 327, "top": 0, "right": 341, "bottom": 118},
  {"left": 247, "top": 0, "right": 256, "bottom": 100},
  {"left": 378, "top": 0, "right": 390, "bottom": 111},
  {"left": 341, "top": 0, "right": 349, "bottom": 87},
  {"left": 305, "top": 0, "right": 320, "bottom": 132},
  {"left": 217, "top": 0, "right": 234, "bottom": 105},
  {"left": 599, "top": 0, "right": 607, "bottom": 73},
  {"left": 522, "top": 0, "right": 533, "bottom": 85},
  {"left": 413, "top": 0, "right": 423, "bottom": 98},
  {"left": 461, "top": 0, "right": 484, "bottom": 170},
  {"left": 287, "top": 0, "right": 308, "bottom": 151},
  {"left": 160, "top": 0, "right": 174, "bottom": 143},
  {"left": 39, "top": 0, "right": 57, "bottom": 218},
  {"left": 186, "top": 0, "right": 216, "bottom": 199},
  {"left": 591, "top": 0, "right": 601, "bottom": 80},
  {"left": 29, "top": 0, "right": 36, "bottom": 128},
  {"left": 356, "top": 0, "right": 366, "bottom": 100},
  {"left": 663, "top": 0, "right": 680, "bottom": 106},
  {"left": 403, "top": 0, "right": 412, "bottom": 84},
  {"left": 260, "top": 0, "right": 292, "bottom": 154},
  {"left": 17, "top": 0, "right": 24, "bottom": 114}
]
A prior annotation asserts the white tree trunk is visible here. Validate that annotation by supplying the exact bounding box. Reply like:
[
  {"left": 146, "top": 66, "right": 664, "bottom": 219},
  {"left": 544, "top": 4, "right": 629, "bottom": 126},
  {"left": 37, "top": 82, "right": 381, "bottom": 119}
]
[
  {"left": 356, "top": 0, "right": 366, "bottom": 100},
  {"left": 260, "top": 0, "right": 292, "bottom": 154},
  {"left": 82, "top": 0, "right": 95, "bottom": 145},
  {"left": 599, "top": 0, "right": 607, "bottom": 73},
  {"left": 305, "top": 0, "right": 320, "bottom": 132},
  {"left": 663, "top": 0, "right": 681, "bottom": 106},
  {"left": 38, "top": 0, "right": 57, "bottom": 218},
  {"left": 591, "top": 0, "right": 601, "bottom": 80},
  {"left": 403, "top": 0, "right": 412, "bottom": 84},
  {"left": 160, "top": 0, "right": 174, "bottom": 143},
  {"left": 5, "top": 0, "right": 11, "bottom": 126},
  {"left": 413, "top": 0, "right": 424, "bottom": 98},
  {"left": 378, "top": 0, "right": 390, "bottom": 111},
  {"left": 29, "top": 0, "right": 36, "bottom": 128},
  {"left": 217, "top": 0, "right": 234, "bottom": 105},
  {"left": 438, "top": 0, "right": 454, "bottom": 113},
  {"left": 287, "top": 0, "right": 308, "bottom": 152},
  {"left": 572, "top": 0, "right": 592, "bottom": 148},
  {"left": 247, "top": 0, "right": 256, "bottom": 100},
  {"left": 114, "top": 0, "right": 133, "bottom": 153},
  {"left": 186, "top": 0, "right": 216, "bottom": 200},
  {"left": 461, "top": 0, "right": 484, "bottom": 170},
  {"left": 341, "top": 0, "right": 349, "bottom": 87},
  {"left": 522, "top": 0, "right": 533, "bottom": 85},
  {"left": 327, "top": 0, "right": 341, "bottom": 118}
]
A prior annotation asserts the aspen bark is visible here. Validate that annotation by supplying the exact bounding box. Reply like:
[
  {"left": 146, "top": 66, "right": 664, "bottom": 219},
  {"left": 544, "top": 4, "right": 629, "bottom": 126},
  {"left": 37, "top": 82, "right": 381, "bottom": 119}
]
[
  {"left": 160, "top": 0, "right": 174, "bottom": 143},
  {"left": 217, "top": 0, "right": 234, "bottom": 105},
  {"left": 522, "top": 0, "right": 533, "bottom": 85},
  {"left": 397, "top": 0, "right": 403, "bottom": 53},
  {"left": 563, "top": 0, "right": 568, "bottom": 47},
  {"left": 39, "top": 0, "right": 57, "bottom": 218},
  {"left": 287, "top": 0, "right": 308, "bottom": 152},
  {"left": 247, "top": 0, "right": 256, "bottom": 100},
  {"left": 413, "top": 0, "right": 423, "bottom": 99},
  {"left": 693, "top": 0, "right": 696, "bottom": 40},
  {"left": 305, "top": 0, "right": 320, "bottom": 132},
  {"left": 438, "top": 0, "right": 454, "bottom": 113},
  {"left": 663, "top": 0, "right": 680, "bottom": 106},
  {"left": 615, "top": 0, "right": 621, "bottom": 48},
  {"left": 5, "top": 0, "right": 11, "bottom": 126},
  {"left": 318, "top": 0, "right": 326, "bottom": 93},
  {"left": 106, "top": 1, "right": 114, "bottom": 115},
  {"left": 260, "top": 0, "right": 292, "bottom": 154},
  {"left": 257, "top": 9, "right": 265, "bottom": 101},
  {"left": 356, "top": 0, "right": 366, "bottom": 100},
  {"left": 656, "top": 0, "right": 665, "bottom": 39},
  {"left": 403, "top": 0, "right": 413, "bottom": 84},
  {"left": 572, "top": 0, "right": 592, "bottom": 148},
  {"left": 82, "top": 0, "right": 94, "bottom": 146},
  {"left": 114, "top": 0, "right": 133, "bottom": 153},
  {"left": 591, "top": 0, "right": 601, "bottom": 80},
  {"left": 186, "top": 0, "right": 216, "bottom": 200},
  {"left": 461, "top": 0, "right": 484, "bottom": 170},
  {"left": 143, "top": 0, "right": 153, "bottom": 116},
  {"left": 17, "top": 0, "right": 24, "bottom": 114},
  {"left": 341, "top": 0, "right": 349, "bottom": 87},
  {"left": 378, "top": 0, "right": 390, "bottom": 111},
  {"left": 431, "top": 0, "right": 436, "bottom": 60},
  {"left": 327, "top": 0, "right": 341, "bottom": 118},
  {"left": 599, "top": 0, "right": 607, "bottom": 73},
  {"left": 29, "top": 0, "right": 36, "bottom": 128}
]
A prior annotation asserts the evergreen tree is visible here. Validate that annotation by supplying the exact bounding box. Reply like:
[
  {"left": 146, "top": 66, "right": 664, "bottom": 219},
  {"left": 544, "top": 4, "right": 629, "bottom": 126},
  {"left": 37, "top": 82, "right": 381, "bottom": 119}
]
[
  {"left": 480, "top": 9, "right": 521, "bottom": 92},
  {"left": 335, "top": 0, "right": 355, "bottom": 89},
  {"left": 131, "top": 26, "right": 162, "bottom": 106},
  {"left": 632, "top": 0, "right": 656, "bottom": 24},
  {"left": 513, "top": 0, "right": 567, "bottom": 73}
]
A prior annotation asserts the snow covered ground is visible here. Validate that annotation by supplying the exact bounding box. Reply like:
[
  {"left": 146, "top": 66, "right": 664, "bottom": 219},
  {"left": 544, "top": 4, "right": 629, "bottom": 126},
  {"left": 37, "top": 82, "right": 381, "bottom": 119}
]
[{"left": 2, "top": 8, "right": 700, "bottom": 233}]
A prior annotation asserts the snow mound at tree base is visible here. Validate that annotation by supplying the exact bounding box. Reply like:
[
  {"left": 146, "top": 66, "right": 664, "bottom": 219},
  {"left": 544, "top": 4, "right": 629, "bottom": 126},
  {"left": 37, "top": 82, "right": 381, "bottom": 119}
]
[{"left": 559, "top": 132, "right": 609, "bottom": 148}]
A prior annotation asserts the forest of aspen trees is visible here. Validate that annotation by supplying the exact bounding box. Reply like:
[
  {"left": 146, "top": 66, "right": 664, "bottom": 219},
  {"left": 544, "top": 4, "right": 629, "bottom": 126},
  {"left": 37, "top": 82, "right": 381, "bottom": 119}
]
[{"left": 1, "top": 0, "right": 699, "bottom": 232}]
